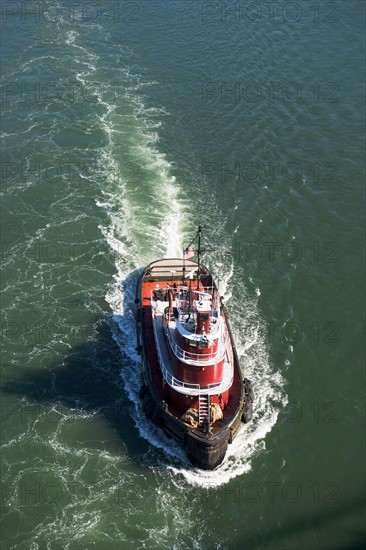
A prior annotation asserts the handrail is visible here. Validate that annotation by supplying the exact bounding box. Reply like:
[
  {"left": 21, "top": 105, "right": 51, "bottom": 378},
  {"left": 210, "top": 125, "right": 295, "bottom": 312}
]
[
  {"left": 164, "top": 324, "right": 227, "bottom": 365},
  {"left": 161, "top": 364, "right": 200, "bottom": 391},
  {"left": 151, "top": 288, "right": 227, "bottom": 364},
  {"left": 152, "top": 314, "right": 199, "bottom": 390},
  {"left": 150, "top": 286, "right": 216, "bottom": 308},
  {"left": 152, "top": 314, "right": 234, "bottom": 394}
]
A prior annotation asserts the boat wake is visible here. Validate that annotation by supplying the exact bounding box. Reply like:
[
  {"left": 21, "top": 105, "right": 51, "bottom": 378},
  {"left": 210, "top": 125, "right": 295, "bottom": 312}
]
[
  {"left": 5, "top": 18, "right": 287, "bottom": 488},
  {"left": 77, "top": 33, "right": 289, "bottom": 486}
]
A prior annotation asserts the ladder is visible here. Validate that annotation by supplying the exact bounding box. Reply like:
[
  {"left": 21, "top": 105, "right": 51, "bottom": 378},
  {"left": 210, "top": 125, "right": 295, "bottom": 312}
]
[{"left": 198, "top": 394, "right": 210, "bottom": 425}]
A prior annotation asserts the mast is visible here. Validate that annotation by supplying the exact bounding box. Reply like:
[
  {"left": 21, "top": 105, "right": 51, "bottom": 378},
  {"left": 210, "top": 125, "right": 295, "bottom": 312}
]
[
  {"left": 183, "top": 225, "right": 212, "bottom": 290},
  {"left": 182, "top": 251, "right": 186, "bottom": 286},
  {"left": 196, "top": 225, "right": 202, "bottom": 290}
]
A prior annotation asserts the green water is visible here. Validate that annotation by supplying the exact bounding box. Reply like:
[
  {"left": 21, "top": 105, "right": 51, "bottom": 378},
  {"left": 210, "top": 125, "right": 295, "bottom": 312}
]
[{"left": 1, "top": 1, "right": 365, "bottom": 549}]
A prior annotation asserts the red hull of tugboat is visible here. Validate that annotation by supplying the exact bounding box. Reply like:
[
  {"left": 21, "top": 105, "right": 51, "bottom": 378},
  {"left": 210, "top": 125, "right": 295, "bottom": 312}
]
[{"left": 136, "top": 252, "right": 254, "bottom": 470}]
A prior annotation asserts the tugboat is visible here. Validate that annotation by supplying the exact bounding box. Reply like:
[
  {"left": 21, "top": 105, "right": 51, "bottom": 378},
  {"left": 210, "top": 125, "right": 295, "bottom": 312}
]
[{"left": 135, "top": 226, "right": 254, "bottom": 469}]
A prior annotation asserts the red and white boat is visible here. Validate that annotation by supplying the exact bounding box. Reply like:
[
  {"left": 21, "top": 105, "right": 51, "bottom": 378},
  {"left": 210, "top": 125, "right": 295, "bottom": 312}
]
[{"left": 136, "top": 226, "right": 254, "bottom": 469}]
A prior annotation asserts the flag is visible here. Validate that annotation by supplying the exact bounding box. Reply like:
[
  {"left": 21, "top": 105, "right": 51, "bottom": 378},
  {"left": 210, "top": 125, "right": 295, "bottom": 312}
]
[{"left": 183, "top": 246, "right": 195, "bottom": 259}]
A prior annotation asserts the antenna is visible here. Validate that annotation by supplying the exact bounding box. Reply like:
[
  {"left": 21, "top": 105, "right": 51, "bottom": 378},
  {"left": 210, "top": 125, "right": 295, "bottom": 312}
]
[
  {"left": 197, "top": 225, "right": 203, "bottom": 289},
  {"left": 183, "top": 225, "right": 213, "bottom": 289}
]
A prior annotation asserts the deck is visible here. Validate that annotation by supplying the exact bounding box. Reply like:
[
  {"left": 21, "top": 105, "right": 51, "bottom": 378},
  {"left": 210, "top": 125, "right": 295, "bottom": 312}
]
[{"left": 140, "top": 274, "right": 243, "bottom": 422}]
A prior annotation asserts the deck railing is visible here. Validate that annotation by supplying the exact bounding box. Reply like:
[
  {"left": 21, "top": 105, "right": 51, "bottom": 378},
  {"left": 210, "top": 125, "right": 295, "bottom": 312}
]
[
  {"left": 152, "top": 314, "right": 234, "bottom": 395},
  {"left": 164, "top": 323, "right": 227, "bottom": 365},
  {"left": 150, "top": 288, "right": 229, "bottom": 364}
]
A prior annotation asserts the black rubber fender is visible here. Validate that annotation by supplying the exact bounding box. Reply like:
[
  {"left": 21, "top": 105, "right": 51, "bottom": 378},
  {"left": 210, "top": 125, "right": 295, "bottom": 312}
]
[
  {"left": 142, "top": 394, "right": 155, "bottom": 419},
  {"left": 139, "top": 384, "right": 148, "bottom": 400},
  {"left": 242, "top": 400, "right": 253, "bottom": 424},
  {"left": 245, "top": 378, "right": 254, "bottom": 403},
  {"left": 151, "top": 407, "right": 163, "bottom": 427}
]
